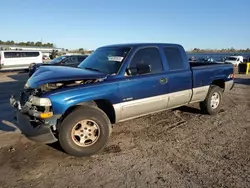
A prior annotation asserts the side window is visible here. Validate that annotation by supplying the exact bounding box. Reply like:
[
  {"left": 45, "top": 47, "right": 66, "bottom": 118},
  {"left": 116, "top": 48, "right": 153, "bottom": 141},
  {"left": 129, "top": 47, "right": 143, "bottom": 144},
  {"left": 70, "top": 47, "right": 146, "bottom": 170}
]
[
  {"left": 4, "top": 52, "right": 21, "bottom": 58},
  {"left": 4, "top": 52, "right": 12, "bottom": 58},
  {"left": 28, "top": 52, "right": 39, "bottom": 57},
  {"left": 64, "top": 56, "right": 78, "bottom": 64},
  {"left": 21, "top": 52, "right": 39, "bottom": 57},
  {"left": 163, "top": 47, "right": 185, "bottom": 70},
  {"left": 78, "top": 56, "right": 87, "bottom": 63},
  {"left": 129, "top": 47, "right": 163, "bottom": 75}
]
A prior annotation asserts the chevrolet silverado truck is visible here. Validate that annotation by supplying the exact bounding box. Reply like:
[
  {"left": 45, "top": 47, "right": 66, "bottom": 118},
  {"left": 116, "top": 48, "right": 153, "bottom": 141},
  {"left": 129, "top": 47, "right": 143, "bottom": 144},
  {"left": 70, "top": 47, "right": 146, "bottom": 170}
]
[{"left": 10, "top": 43, "right": 234, "bottom": 157}]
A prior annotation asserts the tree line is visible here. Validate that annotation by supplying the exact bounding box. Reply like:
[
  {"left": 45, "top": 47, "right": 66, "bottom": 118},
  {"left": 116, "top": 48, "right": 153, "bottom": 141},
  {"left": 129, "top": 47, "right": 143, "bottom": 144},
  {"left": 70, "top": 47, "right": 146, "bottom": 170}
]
[
  {"left": 0, "top": 40, "right": 54, "bottom": 47},
  {"left": 190, "top": 47, "right": 250, "bottom": 53}
]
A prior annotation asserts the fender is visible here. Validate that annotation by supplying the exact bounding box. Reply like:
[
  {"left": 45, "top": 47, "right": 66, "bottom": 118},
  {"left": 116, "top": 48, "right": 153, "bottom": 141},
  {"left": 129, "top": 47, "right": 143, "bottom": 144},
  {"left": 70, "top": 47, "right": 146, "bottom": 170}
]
[{"left": 42, "top": 81, "right": 120, "bottom": 115}]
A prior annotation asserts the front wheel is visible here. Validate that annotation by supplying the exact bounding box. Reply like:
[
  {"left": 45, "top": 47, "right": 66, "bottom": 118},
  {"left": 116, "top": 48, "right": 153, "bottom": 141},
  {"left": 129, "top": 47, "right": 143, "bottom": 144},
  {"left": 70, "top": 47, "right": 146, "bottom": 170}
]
[
  {"left": 200, "top": 85, "right": 223, "bottom": 115},
  {"left": 59, "top": 106, "right": 112, "bottom": 157}
]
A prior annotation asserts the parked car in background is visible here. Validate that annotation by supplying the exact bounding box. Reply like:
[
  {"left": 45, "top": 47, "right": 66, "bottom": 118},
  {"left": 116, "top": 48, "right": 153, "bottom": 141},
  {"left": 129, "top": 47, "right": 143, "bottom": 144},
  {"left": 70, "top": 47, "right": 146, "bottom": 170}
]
[
  {"left": 0, "top": 51, "right": 43, "bottom": 71},
  {"left": 10, "top": 43, "right": 235, "bottom": 157},
  {"left": 28, "top": 54, "right": 88, "bottom": 77},
  {"left": 191, "top": 57, "right": 217, "bottom": 63},
  {"left": 224, "top": 56, "right": 243, "bottom": 66}
]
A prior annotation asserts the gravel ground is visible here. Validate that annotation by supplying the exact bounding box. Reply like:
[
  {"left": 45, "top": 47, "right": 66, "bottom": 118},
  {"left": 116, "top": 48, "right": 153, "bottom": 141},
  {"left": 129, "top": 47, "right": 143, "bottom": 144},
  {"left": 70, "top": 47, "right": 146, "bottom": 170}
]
[{"left": 0, "top": 71, "right": 249, "bottom": 188}]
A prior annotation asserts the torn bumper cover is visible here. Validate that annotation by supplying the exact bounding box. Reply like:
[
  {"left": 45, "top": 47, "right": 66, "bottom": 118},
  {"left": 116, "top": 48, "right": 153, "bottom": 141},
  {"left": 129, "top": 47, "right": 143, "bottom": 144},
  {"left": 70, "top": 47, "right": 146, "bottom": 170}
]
[{"left": 10, "top": 95, "right": 58, "bottom": 144}]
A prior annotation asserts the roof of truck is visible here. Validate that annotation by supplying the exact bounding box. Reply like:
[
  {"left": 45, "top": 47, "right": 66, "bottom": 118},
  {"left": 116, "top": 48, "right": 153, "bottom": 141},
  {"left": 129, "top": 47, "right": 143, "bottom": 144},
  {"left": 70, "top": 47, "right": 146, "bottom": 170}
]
[{"left": 98, "top": 43, "right": 183, "bottom": 48}]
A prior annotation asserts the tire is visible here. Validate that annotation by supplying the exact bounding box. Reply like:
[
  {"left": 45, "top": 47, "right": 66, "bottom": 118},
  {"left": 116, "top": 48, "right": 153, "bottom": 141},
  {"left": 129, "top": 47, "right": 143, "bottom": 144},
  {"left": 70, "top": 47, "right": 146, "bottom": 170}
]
[
  {"left": 199, "top": 85, "right": 223, "bottom": 115},
  {"left": 59, "top": 105, "right": 112, "bottom": 157}
]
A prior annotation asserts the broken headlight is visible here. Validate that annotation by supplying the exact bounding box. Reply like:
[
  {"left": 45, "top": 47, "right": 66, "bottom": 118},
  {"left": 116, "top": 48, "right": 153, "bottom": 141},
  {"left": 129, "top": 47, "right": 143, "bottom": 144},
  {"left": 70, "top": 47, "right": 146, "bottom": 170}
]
[{"left": 29, "top": 96, "right": 52, "bottom": 106}]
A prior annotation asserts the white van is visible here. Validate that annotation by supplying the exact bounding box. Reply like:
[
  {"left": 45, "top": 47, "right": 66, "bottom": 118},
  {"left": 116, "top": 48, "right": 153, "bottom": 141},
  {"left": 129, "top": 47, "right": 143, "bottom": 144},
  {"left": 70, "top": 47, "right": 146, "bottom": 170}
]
[
  {"left": 224, "top": 56, "right": 244, "bottom": 66},
  {"left": 0, "top": 51, "right": 43, "bottom": 70}
]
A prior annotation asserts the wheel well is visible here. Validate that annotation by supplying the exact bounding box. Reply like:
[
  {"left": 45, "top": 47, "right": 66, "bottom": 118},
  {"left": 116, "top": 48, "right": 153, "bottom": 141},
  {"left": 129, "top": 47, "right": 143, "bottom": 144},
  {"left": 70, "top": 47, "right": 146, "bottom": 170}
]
[
  {"left": 94, "top": 99, "right": 116, "bottom": 124},
  {"left": 60, "top": 100, "right": 116, "bottom": 125},
  {"left": 211, "top": 79, "right": 225, "bottom": 89}
]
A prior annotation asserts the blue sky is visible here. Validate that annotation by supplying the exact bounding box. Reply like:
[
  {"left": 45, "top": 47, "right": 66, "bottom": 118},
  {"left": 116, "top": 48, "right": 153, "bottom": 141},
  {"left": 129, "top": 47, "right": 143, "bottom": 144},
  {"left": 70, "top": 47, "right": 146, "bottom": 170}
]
[{"left": 1, "top": 0, "right": 250, "bottom": 50}]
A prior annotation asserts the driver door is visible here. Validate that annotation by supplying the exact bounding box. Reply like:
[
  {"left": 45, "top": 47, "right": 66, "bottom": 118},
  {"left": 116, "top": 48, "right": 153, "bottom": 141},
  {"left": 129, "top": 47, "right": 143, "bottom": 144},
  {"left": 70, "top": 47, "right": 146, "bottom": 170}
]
[{"left": 117, "top": 47, "right": 169, "bottom": 121}]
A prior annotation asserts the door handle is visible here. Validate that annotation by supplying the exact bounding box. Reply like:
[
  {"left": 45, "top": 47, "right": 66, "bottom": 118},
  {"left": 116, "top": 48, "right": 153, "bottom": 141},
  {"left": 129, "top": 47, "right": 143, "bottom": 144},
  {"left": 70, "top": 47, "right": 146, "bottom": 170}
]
[{"left": 159, "top": 78, "right": 168, "bottom": 84}]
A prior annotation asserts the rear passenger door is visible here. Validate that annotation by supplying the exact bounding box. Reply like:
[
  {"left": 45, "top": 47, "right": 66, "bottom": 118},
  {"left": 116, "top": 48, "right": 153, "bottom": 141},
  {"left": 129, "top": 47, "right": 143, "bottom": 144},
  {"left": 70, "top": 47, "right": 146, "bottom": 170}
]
[
  {"left": 163, "top": 47, "right": 192, "bottom": 108},
  {"left": 118, "top": 47, "right": 169, "bottom": 121}
]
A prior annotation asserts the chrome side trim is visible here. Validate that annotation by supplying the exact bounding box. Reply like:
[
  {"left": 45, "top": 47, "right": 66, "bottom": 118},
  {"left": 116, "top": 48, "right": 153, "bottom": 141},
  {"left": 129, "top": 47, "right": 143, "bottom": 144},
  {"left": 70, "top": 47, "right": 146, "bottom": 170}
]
[
  {"left": 190, "top": 85, "right": 209, "bottom": 103},
  {"left": 113, "top": 89, "right": 191, "bottom": 123},
  {"left": 113, "top": 103, "right": 122, "bottom": 123},
  {"left": 120, "top": 94, "right": 168, "bottom": 121},
  {"left": 168, "top": 89, "right": 192, "bottom": 108},
  {"left": 113, "top": 86, "right": 210, "bottom": 123},
  {"left": 224, "top": 80, "right": 234, "bottom": 92},
  {"left": 113, "top": 93, "right": 168, "bottom": 123}
]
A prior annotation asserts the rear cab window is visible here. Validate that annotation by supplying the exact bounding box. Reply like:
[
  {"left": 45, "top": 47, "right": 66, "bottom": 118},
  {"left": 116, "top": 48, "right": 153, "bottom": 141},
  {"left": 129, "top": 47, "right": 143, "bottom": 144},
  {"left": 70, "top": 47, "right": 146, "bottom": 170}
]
[{"left": 163, "top": 47, "right": 186, "bottom": 71}]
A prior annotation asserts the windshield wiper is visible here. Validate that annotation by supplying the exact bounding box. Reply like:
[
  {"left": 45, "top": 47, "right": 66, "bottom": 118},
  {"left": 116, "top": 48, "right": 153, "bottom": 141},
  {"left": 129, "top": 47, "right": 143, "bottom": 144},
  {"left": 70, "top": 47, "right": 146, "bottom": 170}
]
[{"left": 84, "top": 67, "right": 101, "bottom": 72}]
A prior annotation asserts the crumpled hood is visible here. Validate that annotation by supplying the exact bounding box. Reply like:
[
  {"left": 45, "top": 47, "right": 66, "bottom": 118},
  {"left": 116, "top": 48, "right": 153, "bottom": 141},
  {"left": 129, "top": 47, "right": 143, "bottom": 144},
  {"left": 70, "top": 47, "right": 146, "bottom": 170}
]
[{"left": 25, "top": 66, "right": 107, "bottom": 89}]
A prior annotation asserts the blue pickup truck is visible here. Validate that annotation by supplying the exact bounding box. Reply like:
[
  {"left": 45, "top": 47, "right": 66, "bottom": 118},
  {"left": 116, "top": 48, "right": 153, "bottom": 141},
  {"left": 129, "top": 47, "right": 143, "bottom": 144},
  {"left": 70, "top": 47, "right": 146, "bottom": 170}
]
[{"left": 10, "top": 43, "right": 234, "bottom": 157}]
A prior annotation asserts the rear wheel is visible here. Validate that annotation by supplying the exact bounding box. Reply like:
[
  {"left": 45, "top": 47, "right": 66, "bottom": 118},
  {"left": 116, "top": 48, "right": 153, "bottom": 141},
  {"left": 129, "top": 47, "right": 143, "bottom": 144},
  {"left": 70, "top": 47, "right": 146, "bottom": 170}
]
[
  {"left": 59, "top": 106, "right": 112, "bottom": 157},
  {"left": 200, "top": 85, "right": 223, "bottom": 115}
]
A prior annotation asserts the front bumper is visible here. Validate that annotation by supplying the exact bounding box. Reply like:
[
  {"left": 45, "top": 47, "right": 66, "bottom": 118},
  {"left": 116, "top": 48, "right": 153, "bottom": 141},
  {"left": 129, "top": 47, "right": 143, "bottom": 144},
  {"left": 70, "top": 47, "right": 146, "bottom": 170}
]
[{"left": 10, "top": 96, "right": 58, "bottom": 144}]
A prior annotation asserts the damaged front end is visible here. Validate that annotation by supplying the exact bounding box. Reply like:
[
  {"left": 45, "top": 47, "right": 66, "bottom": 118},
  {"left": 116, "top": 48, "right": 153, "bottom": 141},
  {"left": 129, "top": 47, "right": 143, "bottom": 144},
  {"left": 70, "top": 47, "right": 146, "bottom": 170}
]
[
  {"left": 9, "top": 75, "right": 107, "bottom": 144},
  {"left": 10, "top": 88, "right": 58, "bottom": 144}
]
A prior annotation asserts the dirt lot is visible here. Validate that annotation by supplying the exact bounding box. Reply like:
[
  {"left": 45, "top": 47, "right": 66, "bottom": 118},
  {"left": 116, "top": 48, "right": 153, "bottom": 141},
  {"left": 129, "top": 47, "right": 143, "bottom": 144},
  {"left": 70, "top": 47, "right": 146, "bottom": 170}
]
[{"left": 0, "top": 71, "right": 250, "bottom": 188}]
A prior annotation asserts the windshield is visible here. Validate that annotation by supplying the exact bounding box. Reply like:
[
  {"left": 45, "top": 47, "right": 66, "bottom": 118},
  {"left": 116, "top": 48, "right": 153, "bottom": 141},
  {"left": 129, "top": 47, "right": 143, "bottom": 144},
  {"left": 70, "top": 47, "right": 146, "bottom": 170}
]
[
  {"left": 226, "top": 57, "right": 237, "bottom": 61},
  {"left": 47, "top": 56, "right": 67, "bottom": 64},
  {"left": 78, "top": 47, "right": 131, "bottom": 74}
]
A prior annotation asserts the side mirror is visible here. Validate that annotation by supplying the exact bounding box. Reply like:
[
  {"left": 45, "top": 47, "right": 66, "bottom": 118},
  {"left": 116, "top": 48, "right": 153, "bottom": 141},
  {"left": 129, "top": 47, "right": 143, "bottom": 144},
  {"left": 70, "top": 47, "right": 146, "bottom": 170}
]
[{"left": 127, "top": 63, "right": 151, "bottom": 75}]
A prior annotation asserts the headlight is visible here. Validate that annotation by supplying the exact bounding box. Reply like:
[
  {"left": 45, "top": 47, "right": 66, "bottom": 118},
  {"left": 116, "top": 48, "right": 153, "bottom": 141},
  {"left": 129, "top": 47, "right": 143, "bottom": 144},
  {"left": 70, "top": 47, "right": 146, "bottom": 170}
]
[{"left": 29, "top": 96, "right": 52, "bottom": 106}]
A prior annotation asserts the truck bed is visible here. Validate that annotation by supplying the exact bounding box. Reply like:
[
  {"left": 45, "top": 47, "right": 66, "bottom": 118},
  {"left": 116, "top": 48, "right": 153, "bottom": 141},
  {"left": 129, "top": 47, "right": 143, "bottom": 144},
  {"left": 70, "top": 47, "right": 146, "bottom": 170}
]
[
  {"left": 189, "top": 61, "right": 225, "bottom": 67},
  {"left": 190, "top": 61, "right": 234, "bottom": 89}
]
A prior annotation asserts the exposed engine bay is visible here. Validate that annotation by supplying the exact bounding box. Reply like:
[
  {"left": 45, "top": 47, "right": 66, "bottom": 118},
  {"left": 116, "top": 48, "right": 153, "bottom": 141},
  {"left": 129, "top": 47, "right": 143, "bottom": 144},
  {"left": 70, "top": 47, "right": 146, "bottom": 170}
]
[
  {"left": 21, "top": 78, "right": 106, "bottom": 108},
  {"left": 39, "top": 78, "right": 104, "bottom": 92}
]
